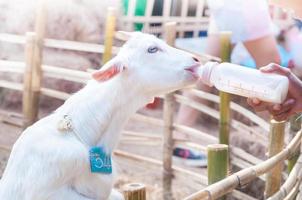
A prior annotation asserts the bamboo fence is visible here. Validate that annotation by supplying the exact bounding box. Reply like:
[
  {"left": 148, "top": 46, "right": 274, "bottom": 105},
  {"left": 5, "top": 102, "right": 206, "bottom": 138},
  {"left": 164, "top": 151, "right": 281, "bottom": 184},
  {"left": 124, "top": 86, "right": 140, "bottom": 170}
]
[
  {"left": 0, "top": 4, "right": 301, "bottom": 200},
  {"left": 184, "top": 128, "right": 302, "bottom": 200}
]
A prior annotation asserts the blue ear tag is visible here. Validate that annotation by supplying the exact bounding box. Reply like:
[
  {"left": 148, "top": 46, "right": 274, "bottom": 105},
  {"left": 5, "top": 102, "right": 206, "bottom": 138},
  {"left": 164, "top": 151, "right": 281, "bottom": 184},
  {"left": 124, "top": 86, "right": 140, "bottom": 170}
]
[{"left": 89, "top": 146, "right": 112, "bottom": 174}]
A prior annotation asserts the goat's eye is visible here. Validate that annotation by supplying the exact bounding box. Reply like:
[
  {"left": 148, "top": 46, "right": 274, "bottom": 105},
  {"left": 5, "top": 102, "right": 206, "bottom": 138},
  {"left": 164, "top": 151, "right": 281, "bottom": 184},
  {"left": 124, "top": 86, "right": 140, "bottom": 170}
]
[{"left": 147, "top": 46, "right": 159, "bottom": 53}]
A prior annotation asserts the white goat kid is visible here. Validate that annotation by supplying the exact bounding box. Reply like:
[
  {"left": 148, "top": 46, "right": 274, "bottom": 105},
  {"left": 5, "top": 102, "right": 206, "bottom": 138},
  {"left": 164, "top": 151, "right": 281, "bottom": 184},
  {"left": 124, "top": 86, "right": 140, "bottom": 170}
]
[{"left": 0, "top": 32, "right": 200, "bottom": 200}]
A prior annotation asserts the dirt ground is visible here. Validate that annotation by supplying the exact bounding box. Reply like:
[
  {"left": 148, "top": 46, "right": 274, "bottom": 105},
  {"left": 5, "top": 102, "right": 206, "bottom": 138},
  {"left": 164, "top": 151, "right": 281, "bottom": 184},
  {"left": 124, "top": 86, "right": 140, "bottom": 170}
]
[{"left": 0, "top": 103, "right": 268, "bottom": 199}]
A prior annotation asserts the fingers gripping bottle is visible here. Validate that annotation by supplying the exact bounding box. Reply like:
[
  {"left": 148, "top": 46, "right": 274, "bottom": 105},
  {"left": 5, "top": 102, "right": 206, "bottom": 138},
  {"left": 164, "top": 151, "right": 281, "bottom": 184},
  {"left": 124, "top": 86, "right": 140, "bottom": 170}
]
[{"left": 198, "top": 62, "right": 289, "bottom": 104}]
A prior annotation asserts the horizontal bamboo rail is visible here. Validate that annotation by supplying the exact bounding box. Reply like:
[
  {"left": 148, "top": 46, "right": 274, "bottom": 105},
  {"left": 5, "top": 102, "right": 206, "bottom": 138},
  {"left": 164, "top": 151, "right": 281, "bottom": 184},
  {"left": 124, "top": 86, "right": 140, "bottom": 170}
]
[
  {"left": 0, "top": 60, "right": 25, "bottom": 73},
  {"left": 0, "top": 80, "right": 23, "bottom": 91},
  {"left": 40, "top": 88, "right": 70, "bottom": 100},
  {"left": 230, "top": 147, "right": 263, "bottom": 166},
  {"left": 0, "top": 33, "right": 25, "bottom": 44},
  {"left": 0, "top": 33, "right": 120, "bottom": 54},
  {"left": 43, "top": 65, "right": 90, "bottom": 83},
  {"left": 174, "top": 123, "right": 217, "bottom": 144},
  {"left": 0, "top": 60, "right": 90, "bottom": 83},
  {"left": 184, "top": 129, "right": 302, "bottom": 200},
  {"left": 44, "top": 38, "right": 119, "bottom": 54}
]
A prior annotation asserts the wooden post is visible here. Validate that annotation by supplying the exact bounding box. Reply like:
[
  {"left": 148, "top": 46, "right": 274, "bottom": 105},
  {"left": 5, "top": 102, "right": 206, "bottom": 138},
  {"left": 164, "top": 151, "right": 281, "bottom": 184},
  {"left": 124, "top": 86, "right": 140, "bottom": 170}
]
[
  {"left": 35, "top": 0, "right": 47, "bottom": 40},
  {"left": 23, "top": 33, "right": 36, "bottom": 128},
  {"left": 30, "top": 0, "right": 46, "bottom": 125},
  {"left": 23, "top": 1, "right": 46, "bottom": 128},
  {"left": 265, "top": 119, "right": 286, "bottom": 198},
  {"left": 102, "top": 7, "right": 116, "bottom": 65},
  {"left": 288, "top": 113, "right": 301, "bottom": 173},
  {"left": 219, "top": 32, "right": 232, "bottom": 145},
  {"left": 207, "top": 144, "right": 229, "bottom": 200},
  {"left": 219, "top": 92, "right": 231, "bottom": 144},
  {"left": 164, "top": 22, "right": 177, "bottom": 45},
  {"left": 123, "top": 183, "right": 146, "bottom": 200},
  {"left": 162, "top": 22, "right": 177, "bottom": 200}
]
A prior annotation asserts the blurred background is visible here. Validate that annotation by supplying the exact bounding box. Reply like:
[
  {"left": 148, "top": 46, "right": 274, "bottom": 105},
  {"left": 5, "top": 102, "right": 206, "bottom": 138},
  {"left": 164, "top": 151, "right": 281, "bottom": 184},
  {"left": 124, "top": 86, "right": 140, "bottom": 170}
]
[{"left": 0, "top": 1, "right": 301, "bottom": 199}]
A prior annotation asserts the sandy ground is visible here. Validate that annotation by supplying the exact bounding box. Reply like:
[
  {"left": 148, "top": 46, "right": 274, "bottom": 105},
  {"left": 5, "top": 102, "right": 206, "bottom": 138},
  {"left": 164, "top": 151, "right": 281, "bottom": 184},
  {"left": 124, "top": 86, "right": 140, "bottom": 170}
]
[{"left": 0, "top": 104, "right": 267, "bottom": 199}]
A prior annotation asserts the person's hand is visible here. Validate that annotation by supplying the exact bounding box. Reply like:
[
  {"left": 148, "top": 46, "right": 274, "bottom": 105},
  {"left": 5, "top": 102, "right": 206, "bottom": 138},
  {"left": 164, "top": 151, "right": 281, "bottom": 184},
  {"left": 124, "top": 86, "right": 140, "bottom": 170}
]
[{"left": 247, "top": 63, "right": 302, "bottom": 121}]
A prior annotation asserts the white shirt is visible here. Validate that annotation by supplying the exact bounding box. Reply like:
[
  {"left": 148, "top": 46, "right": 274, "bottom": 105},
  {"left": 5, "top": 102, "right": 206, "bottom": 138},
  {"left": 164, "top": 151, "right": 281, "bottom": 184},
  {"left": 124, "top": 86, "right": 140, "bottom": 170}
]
[{"left": 207, "top": 0, "right": 272, "bottom": 43}]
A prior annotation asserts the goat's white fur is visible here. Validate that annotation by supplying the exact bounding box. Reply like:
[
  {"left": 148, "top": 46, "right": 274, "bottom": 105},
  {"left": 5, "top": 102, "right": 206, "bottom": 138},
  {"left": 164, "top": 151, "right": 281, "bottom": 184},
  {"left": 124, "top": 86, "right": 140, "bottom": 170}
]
[{"left": 0, "top": 32, "right": 199, "bottom": 200}]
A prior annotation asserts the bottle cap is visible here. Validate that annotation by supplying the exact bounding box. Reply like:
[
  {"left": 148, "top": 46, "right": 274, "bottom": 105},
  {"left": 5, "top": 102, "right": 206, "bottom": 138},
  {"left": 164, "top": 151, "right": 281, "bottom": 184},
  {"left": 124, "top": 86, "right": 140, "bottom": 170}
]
[{"left": 198, "top": 62, "right": 218, "bottom": 87}]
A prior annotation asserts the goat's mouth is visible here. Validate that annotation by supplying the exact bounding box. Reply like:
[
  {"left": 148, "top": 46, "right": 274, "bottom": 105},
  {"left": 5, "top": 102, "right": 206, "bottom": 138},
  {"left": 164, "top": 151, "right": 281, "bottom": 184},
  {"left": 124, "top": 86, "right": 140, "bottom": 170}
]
[{"left": 184, "top": 64, "right": 200, "bottom": 79}]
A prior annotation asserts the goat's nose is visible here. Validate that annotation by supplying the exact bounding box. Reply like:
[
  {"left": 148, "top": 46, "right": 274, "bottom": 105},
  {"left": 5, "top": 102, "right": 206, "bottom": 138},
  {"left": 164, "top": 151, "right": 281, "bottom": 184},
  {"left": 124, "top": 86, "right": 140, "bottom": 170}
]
[{"left": 192, "top": 56, "right": 200, "bottom": 63}]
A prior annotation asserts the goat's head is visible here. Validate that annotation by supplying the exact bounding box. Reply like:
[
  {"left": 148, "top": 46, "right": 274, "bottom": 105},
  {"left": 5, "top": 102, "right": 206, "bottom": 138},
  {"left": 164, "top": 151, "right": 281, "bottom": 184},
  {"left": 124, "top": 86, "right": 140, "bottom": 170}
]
[{"left": 92, "top": 32, "right": 200, "bottom": 95}]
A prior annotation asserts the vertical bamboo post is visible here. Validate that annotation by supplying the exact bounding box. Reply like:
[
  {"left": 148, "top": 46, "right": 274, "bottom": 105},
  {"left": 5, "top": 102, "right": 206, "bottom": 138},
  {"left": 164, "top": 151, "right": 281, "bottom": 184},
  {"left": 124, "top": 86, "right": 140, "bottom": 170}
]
[
  {"left": 102, "top": 7, "right": 116, "bottom": 65},
  {"left": 207, "top": 144, "right": 229, "bottom": 200},
  {"left": 265, "top": 119, "right": 286, "bottom": 198},
  {"left": 162, "top": 22, "right": 177, "bottom": 200},
  {"left": 23, "top": 0, "right": 46, "bottom": 128},
  {"left": 164, "top": 22, "right": 177, "bottom": 45},
  {"left": 123, "top": 183, "right": 146, "bottom": 200},
  {"left": 219, "top": 32, "right": 232, "bottom": 145},
  {"left": 30, "top": 0, "right": 46, "bottom": 125},
  {"left": 23, "top": 33, "right": 36, "bottom": 128},
  {"left": 288, "top": 113, "right": 302, "bottom": 173},
  {"left": 35, "top": 0, "right": 47, "bottom": 41}
]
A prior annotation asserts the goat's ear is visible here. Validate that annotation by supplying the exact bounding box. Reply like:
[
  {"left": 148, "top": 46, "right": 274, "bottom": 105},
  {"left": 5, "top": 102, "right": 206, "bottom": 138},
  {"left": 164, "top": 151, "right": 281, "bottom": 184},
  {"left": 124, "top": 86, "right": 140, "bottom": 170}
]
[
  {"left": 115, "top": 31, "right": 135, "bottom": 41},
  {"left": 92, "top": 60, "right": 126, "bottom": 82}
]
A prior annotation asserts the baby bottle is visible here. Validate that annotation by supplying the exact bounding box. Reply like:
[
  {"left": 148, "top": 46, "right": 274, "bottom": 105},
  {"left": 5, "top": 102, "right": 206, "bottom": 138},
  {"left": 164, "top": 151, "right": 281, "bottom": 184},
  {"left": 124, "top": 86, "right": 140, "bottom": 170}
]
[{"left": 198, "top": 62, "right": 289, "bottom": 104}]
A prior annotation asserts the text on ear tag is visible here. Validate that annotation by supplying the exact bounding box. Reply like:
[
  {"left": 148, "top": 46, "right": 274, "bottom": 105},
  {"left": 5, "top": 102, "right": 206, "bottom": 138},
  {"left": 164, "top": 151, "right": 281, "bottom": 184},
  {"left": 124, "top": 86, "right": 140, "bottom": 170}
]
[{"left": 89, "top": 146, "right": 112, "bottom": 174}]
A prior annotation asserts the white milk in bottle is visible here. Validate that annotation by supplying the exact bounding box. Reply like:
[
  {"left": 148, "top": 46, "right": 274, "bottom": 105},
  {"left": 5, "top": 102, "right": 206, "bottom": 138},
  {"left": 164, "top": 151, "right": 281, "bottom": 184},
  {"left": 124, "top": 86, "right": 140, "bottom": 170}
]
[{"left": 198, "top": 62, "right": 289, "bottom": 104}]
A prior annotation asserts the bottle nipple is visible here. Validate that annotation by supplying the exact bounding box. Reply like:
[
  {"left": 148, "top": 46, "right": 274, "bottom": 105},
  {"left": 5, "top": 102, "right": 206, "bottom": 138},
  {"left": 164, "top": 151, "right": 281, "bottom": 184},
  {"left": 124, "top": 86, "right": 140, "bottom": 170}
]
[{"left": 198, "top": 62, "right": 218, "bottom": 87}]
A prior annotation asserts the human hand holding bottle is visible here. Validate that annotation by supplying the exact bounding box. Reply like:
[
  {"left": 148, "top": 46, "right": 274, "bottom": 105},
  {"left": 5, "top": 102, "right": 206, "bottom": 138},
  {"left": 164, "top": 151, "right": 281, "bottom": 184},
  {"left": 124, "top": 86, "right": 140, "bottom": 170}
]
[{"left": 247, "top": 64, "right": 302, "bottom": 121}]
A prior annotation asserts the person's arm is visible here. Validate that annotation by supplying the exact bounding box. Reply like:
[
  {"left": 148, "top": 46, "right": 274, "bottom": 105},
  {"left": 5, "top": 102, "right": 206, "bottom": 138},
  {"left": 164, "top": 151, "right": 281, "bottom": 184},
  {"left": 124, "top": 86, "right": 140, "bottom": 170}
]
[{"left": 247, "top": 63, "right": 302, "bottom": 121}]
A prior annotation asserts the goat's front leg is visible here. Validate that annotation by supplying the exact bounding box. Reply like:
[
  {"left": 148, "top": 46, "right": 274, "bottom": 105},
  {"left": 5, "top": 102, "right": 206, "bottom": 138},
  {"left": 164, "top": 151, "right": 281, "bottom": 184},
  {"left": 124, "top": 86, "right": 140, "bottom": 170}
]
[{"left": 108, "top": 189, "right": 124, "bottom": 200}]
